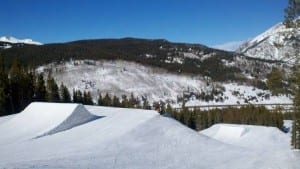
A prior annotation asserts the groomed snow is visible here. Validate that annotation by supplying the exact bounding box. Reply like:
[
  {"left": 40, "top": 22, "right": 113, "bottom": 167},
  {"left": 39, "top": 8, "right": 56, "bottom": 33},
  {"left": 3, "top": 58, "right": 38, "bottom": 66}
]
[{"left": 0, "top": 103, "right": 298, "bottom": 168}]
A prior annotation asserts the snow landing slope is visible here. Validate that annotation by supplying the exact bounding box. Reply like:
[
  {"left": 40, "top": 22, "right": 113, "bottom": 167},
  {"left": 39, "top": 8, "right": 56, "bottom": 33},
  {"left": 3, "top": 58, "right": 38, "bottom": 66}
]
[{"left": 0, "top": 103, "right": 298, "bottom": 169}]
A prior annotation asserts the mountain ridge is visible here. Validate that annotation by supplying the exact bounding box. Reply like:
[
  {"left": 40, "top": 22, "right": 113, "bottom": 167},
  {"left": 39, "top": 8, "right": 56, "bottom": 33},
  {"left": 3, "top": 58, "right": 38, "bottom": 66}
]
[
  {"left": 236, "top": 22, "right": 300, "bottom": 63},
  {"left": 0, "top": 36, "right": 42, "bottom": 45}
]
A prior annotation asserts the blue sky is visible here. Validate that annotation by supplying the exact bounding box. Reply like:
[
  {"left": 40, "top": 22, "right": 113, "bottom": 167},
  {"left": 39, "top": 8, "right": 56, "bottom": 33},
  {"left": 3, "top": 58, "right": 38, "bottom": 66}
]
[{"left": 0, "top": 0, "right": 287, "bottom": 47}]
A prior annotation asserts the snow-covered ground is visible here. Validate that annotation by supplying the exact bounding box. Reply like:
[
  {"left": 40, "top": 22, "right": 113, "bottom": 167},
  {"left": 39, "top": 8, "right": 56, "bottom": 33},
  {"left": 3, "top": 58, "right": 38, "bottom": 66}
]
[
  {"left": 37, "top": 60, "right": 292, "bottom": 106},
  {"left": 0, "top": 102, "right": 298, "bottom": 168}
]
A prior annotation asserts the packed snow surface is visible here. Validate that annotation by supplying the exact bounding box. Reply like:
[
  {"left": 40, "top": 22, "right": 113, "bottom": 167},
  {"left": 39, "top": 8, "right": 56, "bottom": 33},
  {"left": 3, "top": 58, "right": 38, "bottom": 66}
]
[
  {"left": 0, "top": 36, "right": 42, "bottom": 45},
  {"left": 0, "top": 103, "right": 299, "bottom": 168}
]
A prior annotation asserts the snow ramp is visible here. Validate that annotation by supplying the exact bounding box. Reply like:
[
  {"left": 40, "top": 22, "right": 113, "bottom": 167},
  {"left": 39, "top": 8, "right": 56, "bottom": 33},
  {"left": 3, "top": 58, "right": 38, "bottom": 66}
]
[
  {"left": 0, "top": 102, "right": 99, "bottom": 145},
  {"left": 214, "top": 125, "right": 247, "bottom": 141}
]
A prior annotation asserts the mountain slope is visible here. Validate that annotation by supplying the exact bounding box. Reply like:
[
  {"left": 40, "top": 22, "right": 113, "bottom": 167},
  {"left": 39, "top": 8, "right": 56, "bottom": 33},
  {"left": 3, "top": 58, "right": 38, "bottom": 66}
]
[
  {"left": 1, "top": 37, "right": 282, "bottom": 82},
  {"left": 0, "top": 36, "right": 42, "bottom": 49},
  {"left": 0, "top": 103, "right": 298, "bottom": 168},
  {"left": 37, "top": 60, "right": 291, "bottom": 106},
  {"left": 236, "top": 22, "right": 300, "bottom": 63}
]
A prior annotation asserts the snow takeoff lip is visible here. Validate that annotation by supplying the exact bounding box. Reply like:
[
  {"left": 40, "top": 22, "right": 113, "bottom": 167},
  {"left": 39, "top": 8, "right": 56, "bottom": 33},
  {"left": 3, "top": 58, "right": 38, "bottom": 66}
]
[{"left": 0, "top": 102, "right": 101, "bottom": 145}]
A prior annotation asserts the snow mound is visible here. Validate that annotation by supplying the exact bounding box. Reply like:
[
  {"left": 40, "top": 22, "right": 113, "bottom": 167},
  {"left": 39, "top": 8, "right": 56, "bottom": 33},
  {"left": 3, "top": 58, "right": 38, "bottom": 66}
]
[
  {"left": 201, "top": 123, "right": 290, "bottom": 150},
  {"left": 214, "top": 125, "right": 247, "bottom": 141},
  {"left": 0, "top": 102, "right": 99, "bottom": 145}
]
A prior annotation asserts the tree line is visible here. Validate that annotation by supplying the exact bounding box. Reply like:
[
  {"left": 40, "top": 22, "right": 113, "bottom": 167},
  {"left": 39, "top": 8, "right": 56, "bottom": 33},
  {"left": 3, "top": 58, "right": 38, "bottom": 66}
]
[{"left": 169, "top": 105, "right": 284, "bottom": 132}]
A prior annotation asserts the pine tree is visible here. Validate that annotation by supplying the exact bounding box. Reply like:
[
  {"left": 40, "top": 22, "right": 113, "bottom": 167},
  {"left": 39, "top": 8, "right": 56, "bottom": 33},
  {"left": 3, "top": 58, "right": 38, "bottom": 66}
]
[
  {"left": 166, "top": 103, "right": 173, "bottom": 113},
  {"left": 76, "top": 90, "right": 83, "bottom": 103},
  {"left": 267, "top": 68, "right": 285, "bottom": 95},
  {"left": 0, "top": 87, "right": 6, "bottom": 116},
  {"left": 121, "top": 95, "right": 129, "bottom": 108},
  {"left": 9, "top": 59, "right": 23, "bottom": 113},
  {"left": 34, "top": 73, "right": 47, "bottom": 101},
  {"left": 97, "top": 93, "right": 103, "bottom": 106},
  {"left": 60, "top": 83, "right": 71, "bottom": 103},
  {"left": 46, "top": 74, "right": 60, "bottom": 102},
  {"left": 72, "top": 89, "right": 78, "bottom": 103},
  {"left": 142, "top": 96, "right": 151, "bottom": 110},
  {"left": 0, "top": 55, "right": 10, "bottom": 116},
  {"left": 20, "top": 71, "right": 35, "bottom": 110},
  {"left": 112, "top": 95, "right": 121, "bottom": 107},
  {"left": 284, "top": 0, "right": 300, "bottom": 28},
  {"left": 83, "top": 91, "right": 93, "bottom": 105},
  {"left": 284, "top": 0, "right": 300, "bottom": 149},
  {"left": 103, "top": 93, "right": 112, "bottom": 106},
  {"left": 128, "top": 93, "right": 136, "bottom": 108}
]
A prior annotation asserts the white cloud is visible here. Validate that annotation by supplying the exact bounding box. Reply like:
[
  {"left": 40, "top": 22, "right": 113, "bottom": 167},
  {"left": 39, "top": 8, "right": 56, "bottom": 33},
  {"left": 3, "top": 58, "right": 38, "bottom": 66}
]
[{"left": 211, "top": 40, "right": 246, "bottom": 51}]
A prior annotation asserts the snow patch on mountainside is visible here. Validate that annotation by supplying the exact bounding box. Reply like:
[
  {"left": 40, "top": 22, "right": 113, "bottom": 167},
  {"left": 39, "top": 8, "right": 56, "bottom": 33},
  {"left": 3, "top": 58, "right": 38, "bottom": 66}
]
[
  {"left": 37, "top": 60, "right": 292, "bottom": 106},
  {"left": 212, "top": 40, "right": 246, "bottom": 51},
  {"left": 237, "top": 22, "right": 299, "bottom": 62},
  {"left": 0, "top": 36, "right": 42, "bottom": 45}
]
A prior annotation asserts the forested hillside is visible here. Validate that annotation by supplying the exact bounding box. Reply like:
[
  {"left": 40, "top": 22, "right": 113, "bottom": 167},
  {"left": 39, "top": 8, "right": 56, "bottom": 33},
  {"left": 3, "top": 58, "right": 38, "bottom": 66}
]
[{"left": 0, "top": 38, "right": 286, "bottom": 83}]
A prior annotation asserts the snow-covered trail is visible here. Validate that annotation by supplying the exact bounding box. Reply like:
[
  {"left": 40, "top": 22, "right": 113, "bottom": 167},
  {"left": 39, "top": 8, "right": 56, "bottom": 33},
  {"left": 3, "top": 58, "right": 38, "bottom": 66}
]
[{"left": 0, "top": 103, "right": 298, "bottom": 169}]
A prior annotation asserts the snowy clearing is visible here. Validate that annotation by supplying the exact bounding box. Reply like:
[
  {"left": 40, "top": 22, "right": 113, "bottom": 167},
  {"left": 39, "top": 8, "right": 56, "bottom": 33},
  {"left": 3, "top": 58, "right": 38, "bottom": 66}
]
[{"left": 37, "top": 60, "right": 292, "bottom": 106}]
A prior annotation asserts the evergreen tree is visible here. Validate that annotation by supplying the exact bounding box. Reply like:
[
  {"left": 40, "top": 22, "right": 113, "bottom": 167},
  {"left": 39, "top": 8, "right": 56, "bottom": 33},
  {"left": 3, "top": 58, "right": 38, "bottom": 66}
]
[
  {"left": 9, "top": 59, "right": 23, "bottom": 113},
  {"left": 284, "top": 0, "right": 300, "bottom": 28},
  {"left": 20, "top": 71, "right": 35, "bottom": 109},
  {"left": 129, "top": 93, "right": 136, "bottom": 108},
  {"left": 0, "top": 87, "right": 5, "bottom": 115},
  {"left": 34, "top": 73, "right": 47, "bottom": 101},
  {"left": 103, "top": 93, "right": 112, "bottom": 106},
  {"left": 142, "top": 96, "right": 151, "bottom": 110},
  {"left": 46, "top": 74, "right": 60, "bottom": 102},
  {"left": 60, "top": 83, "right": 71, "bottom": 103},
  {"left": 72, "top": 89, "right": 78, "bottom": 103},
  {"left": 267, "top": 68, "right": 285, "bottom": 95},
  {"left": 284, "top": 0, "right": 300, "bottom": 149},
  {"left": 121, "top": 95, "right": 129, "bottom": 108},
  {"left": 166, "top": 103, "right": 173, "bottom": 113},
  {"left": 0, "top": 55, "right": 10, "bottom": 116},
  {"left": 76, "top": 90, "right": 83, "bottom": 103},
  {"left": 112, "top": 95, "right": 121, "bottom": 107},
  {"left": 97, "top": 93, "right": 103, "bottom": 106},
  {"left": 83, "top": 91, "right": 94, "bottom": 105}
]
